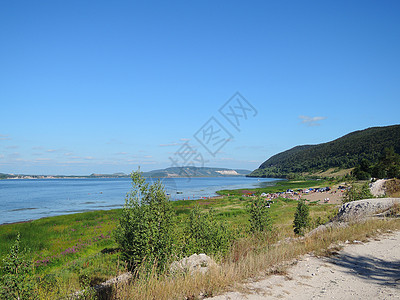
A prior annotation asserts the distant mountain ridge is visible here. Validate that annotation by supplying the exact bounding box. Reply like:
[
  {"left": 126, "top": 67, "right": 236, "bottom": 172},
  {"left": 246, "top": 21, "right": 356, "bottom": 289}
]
[
  {"left": 143, "top": 167, "right": 251, "bottom": 178},
  {"left": 0, "top": 167, "right": 250, "bottom": 179},
  {"left": 249, "top": 124, "right": 400, "bottom": 178}
]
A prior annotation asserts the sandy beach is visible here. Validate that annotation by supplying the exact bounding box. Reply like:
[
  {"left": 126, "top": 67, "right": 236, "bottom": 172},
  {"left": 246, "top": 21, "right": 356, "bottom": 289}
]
[{"left": 210, "top": 230, "right": 400, "bottom": 299}]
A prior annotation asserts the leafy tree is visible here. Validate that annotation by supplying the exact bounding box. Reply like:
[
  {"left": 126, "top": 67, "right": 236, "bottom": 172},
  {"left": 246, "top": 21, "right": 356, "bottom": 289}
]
[
  {"left": 184, "top": 206, "right": 231, "bottom": 256},
  {"left": 247, "top": 196, "right": 272, "bottom": 233},
  {"left": 293, "top": 200, "right": 310, "bottom": 235},
  {"left": 0, "top": 233, "right": 37, "bottom": 300},
  {"left": 114, "top": 170, "right": 175, "bottom": 273}
]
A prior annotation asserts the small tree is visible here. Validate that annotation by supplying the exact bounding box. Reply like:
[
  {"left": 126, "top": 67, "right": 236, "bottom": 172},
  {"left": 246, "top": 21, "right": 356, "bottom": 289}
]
[
  {"left": 0, "top": 233, "right": 37, "bottom": 300},
  {"left": 247, "top": 196, "right": 272, "bottom": 233},
  {"left": 293, "top": 200, "right": 310, "bottom": 235},
  {"left": 114, "top": 170, "right": 175, "bottom": 273},
  {"left": 184, "top": 206, "right": 231, "bottom": 256}
]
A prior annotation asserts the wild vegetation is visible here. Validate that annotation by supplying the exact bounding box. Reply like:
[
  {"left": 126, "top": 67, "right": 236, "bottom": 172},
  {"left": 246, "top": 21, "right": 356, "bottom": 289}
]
[
  {"left": 114, "top": 171, "right": 175, "bottom": 273},
  {"left": 247, "top": 196, "right": 273, "bottom": 233},
  {"left": 352, "top": 147, "right": 400, "bottom": 180},
  {"left": 342, "top": 181, "right": 373, "bottom": 203},
  {"left": 249, "top": 125, "right": 400, "bottom": 178},
  {"left": 293, "top": 199, "right": 310, "bottom": 235},
  {"left": 0, "top": 173, "right": 398, "bottom": 299}
]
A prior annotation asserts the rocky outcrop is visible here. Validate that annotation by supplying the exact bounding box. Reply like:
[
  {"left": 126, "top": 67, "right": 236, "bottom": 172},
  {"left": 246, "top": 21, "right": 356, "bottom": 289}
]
[
  {"left": 334, "top": 198, "right": 400, "bottom": 222},
  {"left": 307, "top": 198, "right": 400, "bottom": 237}
]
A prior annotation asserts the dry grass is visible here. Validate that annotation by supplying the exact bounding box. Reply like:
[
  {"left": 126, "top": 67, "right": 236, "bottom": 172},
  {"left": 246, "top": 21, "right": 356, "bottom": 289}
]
[
  {"left": 385, "top": 178, "right": 400, "bottom": 197},
  {"left": 110, "top": 218, "right": 400, "bottom": 300},
  {"left": 305, "top": 168, "right": 353, "bottom": 178}
]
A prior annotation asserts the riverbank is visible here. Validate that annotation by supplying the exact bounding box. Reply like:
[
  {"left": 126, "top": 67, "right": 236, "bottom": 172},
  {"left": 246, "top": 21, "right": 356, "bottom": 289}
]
[
  {"left": 1, "top": 178, "right": 366, "bottom": 299},
  {"left": 0, "top": 179, "right": 335, "bottom": 295}
]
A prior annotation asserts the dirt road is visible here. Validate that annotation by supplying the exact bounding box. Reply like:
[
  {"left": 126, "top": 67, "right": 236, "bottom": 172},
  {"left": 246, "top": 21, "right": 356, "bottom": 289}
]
[{"left": 210, "top": 231, "right": 400, "bottom": 299}]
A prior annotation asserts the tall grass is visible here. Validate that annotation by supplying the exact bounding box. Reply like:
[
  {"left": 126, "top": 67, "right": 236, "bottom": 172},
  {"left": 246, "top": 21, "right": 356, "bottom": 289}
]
[{"left": 113, "top": 218, "right": 400, "bottom": 300}]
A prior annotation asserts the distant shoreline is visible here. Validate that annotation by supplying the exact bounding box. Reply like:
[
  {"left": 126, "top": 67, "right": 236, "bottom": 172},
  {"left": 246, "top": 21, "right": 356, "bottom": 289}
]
[
  {"left": 0, "top": 176, "right": 277, "bottom": 225},
  {"left": 1, "top": 175, "right": 250, "bottom": 180},
  {"left": 0, "top": 167, "right": 252, "bottom": 180}
]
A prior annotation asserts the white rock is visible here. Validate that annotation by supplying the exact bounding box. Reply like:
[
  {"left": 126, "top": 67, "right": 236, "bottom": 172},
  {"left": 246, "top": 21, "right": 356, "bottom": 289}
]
[
  {"left": 170, "top": 253, "right": 217, "bottom": 275},
  {"left": 335, "top": 198, "right": 400, "bottom": 222}
]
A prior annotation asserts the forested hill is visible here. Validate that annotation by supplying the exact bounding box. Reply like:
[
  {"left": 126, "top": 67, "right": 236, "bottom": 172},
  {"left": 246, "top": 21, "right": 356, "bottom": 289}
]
[{"left": 249, "top": 125, "right": 400, "bottom": 178}]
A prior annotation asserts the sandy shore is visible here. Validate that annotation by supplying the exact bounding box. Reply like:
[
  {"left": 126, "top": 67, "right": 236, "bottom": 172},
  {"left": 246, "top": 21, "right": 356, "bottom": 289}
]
[{"left": 210, "top": 230, "right": 400, "bottom": 299}]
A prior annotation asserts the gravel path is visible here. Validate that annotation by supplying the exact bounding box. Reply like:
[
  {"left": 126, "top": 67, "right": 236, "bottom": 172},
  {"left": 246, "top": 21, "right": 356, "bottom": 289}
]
[{"left": 210, "top": 231, "right": 400, "bottom": 300}]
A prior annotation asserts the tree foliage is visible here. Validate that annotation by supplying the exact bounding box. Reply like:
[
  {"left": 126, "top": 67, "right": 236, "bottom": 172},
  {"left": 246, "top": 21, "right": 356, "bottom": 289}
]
[
  {"left": 250, "top": 125, "right": 400, "bottom": 178},
  {"left": 247, "top": 196, "right": 273, "bottom": 233},
  {"left": 352, "top": 147, "right": 400, "bottom": 180},
  {"left": 114, "top": 170, "right": 175, "bottom": 273},
  {"left": 293, "top": 200, "right": 310, "bottom": 235},
  {"left": 184, "top": 206, "right": 231, "bottom": 257},
  {"left": 0, "top": 233, "right": 37, "bottom": 300}
]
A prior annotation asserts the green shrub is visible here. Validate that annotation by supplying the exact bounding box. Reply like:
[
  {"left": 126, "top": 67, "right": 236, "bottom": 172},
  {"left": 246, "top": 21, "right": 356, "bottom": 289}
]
[
  {"left": 114, "top": 170, "right": 175, "bottom": 273},
  {"left": 293, "top": 200, "right": 310, "bottom": 235},
  {"left": 247, "top": 196, "right": 272, "bottom": 233},
  {"left": 184, "top": 206, "right": 231, "bottom": 257},
  {"left": 343, "top": 182, "right": 373, "bottom": 203},
  {"left": 0, "top": 233, "right": 37, "bottom": 300}
]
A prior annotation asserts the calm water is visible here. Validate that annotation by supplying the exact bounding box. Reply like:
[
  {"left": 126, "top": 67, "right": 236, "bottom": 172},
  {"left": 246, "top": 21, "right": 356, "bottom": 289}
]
[{"left": 0, "top": 177, "right": 280, "bottom": 225}]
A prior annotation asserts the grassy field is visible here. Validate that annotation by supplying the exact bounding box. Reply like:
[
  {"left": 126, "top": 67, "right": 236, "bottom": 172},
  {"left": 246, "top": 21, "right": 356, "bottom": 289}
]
[{"left": 1, "top": 178, "right": 398, "bottom": 299}]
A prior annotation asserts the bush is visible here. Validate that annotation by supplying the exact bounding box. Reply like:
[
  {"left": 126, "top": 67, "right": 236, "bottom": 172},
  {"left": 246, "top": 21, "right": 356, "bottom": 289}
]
[
  {"left": 343, "top": 182, "right": 373, "bottom": 203},
  {"left": 184, "top": 206, "right": 231, "bottom": 257},
  {"left": 114, "top": 170, "right": 175, "bottom": 273},
  {"left": 293, "top": 200, "right": 310, "bottom": 235},
  {"left": 247, "top": 196, "right": 272, "bottom": 233},
  {"left": 0, "top": 233, "right": 37, "bottom": 300}
]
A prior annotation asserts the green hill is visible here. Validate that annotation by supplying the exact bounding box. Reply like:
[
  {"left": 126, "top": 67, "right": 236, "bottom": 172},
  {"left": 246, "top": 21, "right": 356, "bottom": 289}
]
[{"left": 249, "top": 124, "right": 400, "bottom": 178}]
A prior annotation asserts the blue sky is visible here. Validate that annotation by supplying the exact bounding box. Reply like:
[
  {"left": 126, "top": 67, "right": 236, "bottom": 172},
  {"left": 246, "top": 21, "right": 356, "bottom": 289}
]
[{"left": 1, "top": 1, "right": 399, "bottom": 175}]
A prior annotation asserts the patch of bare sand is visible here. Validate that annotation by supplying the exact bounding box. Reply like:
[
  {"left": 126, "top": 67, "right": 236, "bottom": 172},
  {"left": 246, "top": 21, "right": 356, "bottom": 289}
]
[
  {"left": 209, "top": 231, "right": 400, "bottom": 300},
  {"left": 302, "top": 190, "right": 343, "bottom": 205}
]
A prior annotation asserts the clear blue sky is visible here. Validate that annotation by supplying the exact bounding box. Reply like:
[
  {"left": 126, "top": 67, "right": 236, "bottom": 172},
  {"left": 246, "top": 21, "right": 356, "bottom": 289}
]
[{"left": 1, "top": 1, "right": 399, "bottom": 175}]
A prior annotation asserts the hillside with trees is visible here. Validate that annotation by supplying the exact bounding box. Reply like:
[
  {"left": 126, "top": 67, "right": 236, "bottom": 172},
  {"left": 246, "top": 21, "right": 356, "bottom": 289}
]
[{"left": 249, "top": 125, "right": 400, "bottom": 178}]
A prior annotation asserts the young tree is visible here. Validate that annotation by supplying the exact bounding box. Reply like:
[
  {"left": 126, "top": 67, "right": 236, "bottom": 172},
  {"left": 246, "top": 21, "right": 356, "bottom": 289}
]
[
  {"left": 247, "top": 196, "right": 272, "bottom": 233},
  {"left": 184, "top": 206, "right": 231, "bottom": 256},
  {"left": 293, "top": 200, "right": 310, "bottom": 235},
  {"left": 0, "top": 233, "right": 37, "bottom": 300},
  {"left": 114, "top": 170, "right": 175, "bottom": 273}
]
